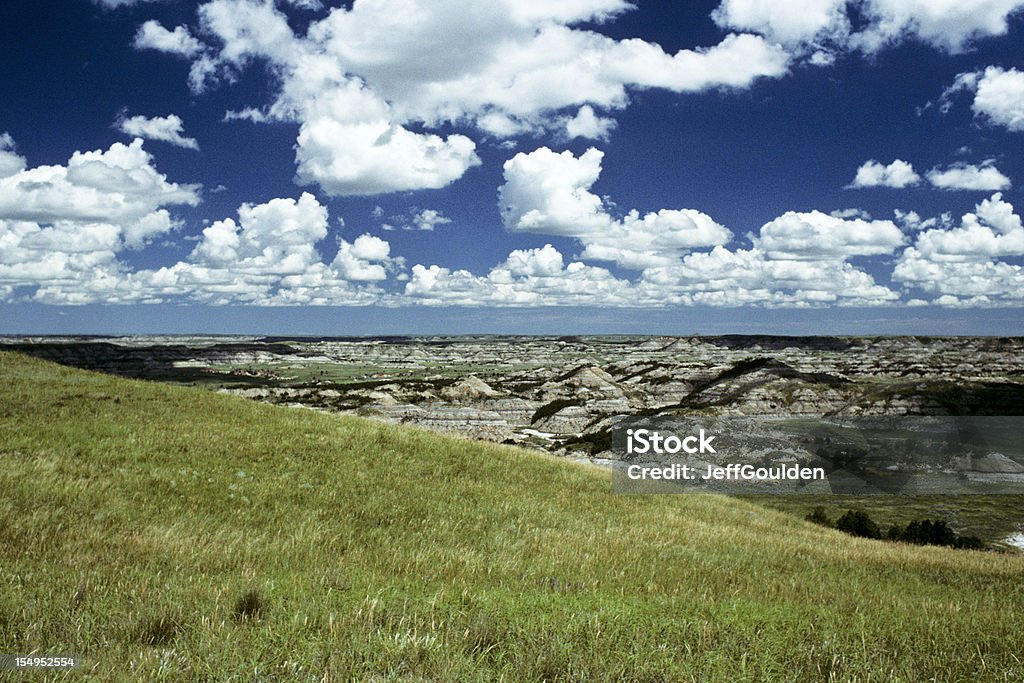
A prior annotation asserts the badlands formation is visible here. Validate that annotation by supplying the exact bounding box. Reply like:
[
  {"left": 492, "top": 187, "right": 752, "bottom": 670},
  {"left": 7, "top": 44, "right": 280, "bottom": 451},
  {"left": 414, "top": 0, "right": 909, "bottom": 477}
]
[{"left": 5, "top": 335, "right": 1022, "bottom": 457}]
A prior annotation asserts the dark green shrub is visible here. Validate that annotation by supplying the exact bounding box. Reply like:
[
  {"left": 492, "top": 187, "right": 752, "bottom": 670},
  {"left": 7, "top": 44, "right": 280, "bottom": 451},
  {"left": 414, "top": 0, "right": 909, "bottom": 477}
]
[
  {"left": 887, "top": 518, "right": 986, "bottom": 550},
  {"left": 834, "top": 509, "right": 881, "bottom": 539}
]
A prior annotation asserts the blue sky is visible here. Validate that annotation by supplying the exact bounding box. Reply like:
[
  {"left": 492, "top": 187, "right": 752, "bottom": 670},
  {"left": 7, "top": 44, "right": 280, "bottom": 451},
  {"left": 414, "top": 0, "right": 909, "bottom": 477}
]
[{"left": 1, "top": 0, "right": 1024, "bottom": 334}]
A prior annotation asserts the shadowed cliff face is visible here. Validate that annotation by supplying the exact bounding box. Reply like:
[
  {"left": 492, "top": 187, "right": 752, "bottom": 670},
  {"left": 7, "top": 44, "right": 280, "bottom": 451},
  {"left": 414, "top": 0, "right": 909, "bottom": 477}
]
[{"left": 3, "top": 335, "right": 1023, "bottom": 455}]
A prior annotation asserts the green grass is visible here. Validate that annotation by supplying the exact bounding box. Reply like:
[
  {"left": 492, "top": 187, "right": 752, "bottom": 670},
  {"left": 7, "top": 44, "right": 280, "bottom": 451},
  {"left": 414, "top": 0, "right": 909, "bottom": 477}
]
[{"left": 1, "top": 350, "right": 1023, "bottom": 681}]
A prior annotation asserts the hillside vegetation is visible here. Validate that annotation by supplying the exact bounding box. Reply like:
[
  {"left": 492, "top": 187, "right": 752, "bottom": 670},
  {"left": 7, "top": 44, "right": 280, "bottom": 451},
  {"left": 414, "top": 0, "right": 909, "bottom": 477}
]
[{"left": 1, "top": 351, "right": 1022, "bottom": 681}]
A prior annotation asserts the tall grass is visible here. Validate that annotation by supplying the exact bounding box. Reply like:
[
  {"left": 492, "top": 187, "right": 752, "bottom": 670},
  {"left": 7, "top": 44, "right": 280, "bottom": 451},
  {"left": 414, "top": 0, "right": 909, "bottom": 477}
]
[{"left": 1, "top": 351, "right": 1022, "bottom": 681}]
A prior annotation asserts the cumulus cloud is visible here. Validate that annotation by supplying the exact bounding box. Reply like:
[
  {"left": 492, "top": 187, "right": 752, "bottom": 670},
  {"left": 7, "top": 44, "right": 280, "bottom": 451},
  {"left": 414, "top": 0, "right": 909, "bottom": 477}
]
[
  {"left": 906, "top": 193, "right": 1024, "bottom": 261},
  {"left": 893, "top": 193, "right": 1024, "bottom": 304},
  {"left": 125, "top": 194, "right": 401, "bottom": 305},
  {"left": 756, "top": 210, "right": 905, "bottom": 259},
  {"left": 712, "top": 0, "right": 849, "bottom": 47},
  {"left": 626, "top": 203, "right": 907, "bottom": 306},
  {"left": 971, "top": 67, "right": 1024, "bottom": 131},
  {"left": 0, "top": 139, "right": 200, "bottom": 303},
  {"left": 849, "top": 159, "right": 921, "bottom": 188},
  {"left": 564, "top": 105, "right": 617, "bottom": 141},
  {"left": 942, "top": 66, "right": 1024, "bottom": 132},
  {"left": 925, "top": 161, "right": 1011, "bottom": 191},
  {"left": 489, "top": 146, "right": 902, "bottom": 304},
  {"left": 894, "top": 252, "right": 1024, "bottom": 303},
  {"left": 189, "top": 193, "right": 326, "bottom": 271},
  {"left": 713, "top": 0, "right": 1024, "bottom": 55},
  {"left": 404, "top": 208, "right": 906, "bottom": 307},
  {"left": 893, "top": 209, "right": 952, "bottom": 232},
  {"left": 0, "top": 138, "right": 199, "bottom": 228},
  {"left": 290, "top": 76, "right": 482, "bottom": 195},
  {"left": 852, "top": 0, "right": 1024, "bottom": 53},
  {"left": 499, "top": 147, "right": 732, "bottom": 268},
  {"left": 133, "top": 21, "right": 205, "bottom": 58},
  {"left": 116, "top": 113, "right": 200, "bottom": 150},
  {"left": 407, "top": 209, "right": 452, "bottom": 232},
  {"left": 304, "top": 2, "right": 788, "bottom": 118},
  {"left": 333, "top": 234, "right": 397, "bottom": 281},
  {"left": 0, "top": 150, "right": 391, "bottom": 306},
  {"left": 831, "top": 208, "right": 873, "bottom": 220},
  {"left": 499, "top": 147, "right": 609, "bottom": 236},
  {"left": 404, "top": 244, "right": 639, "bottom": 306},
  {"left": 164, "top": 0, "right": 788, "bottom": 196},
  {"left": 641, "top": 247, "right": 900, "bottom": 306},
  {"left": 6, "top": 143, "right": 1019, "bottom": 309},
  {"left": 849, "top": 157, "right": 1011, "bottom": 192}
]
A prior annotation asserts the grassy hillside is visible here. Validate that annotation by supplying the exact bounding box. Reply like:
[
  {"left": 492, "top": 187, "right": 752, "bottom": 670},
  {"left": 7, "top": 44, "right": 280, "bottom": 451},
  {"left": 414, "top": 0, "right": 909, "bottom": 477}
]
[{"left": 1, "top": 351, "right": 1022, "bottom": 682}]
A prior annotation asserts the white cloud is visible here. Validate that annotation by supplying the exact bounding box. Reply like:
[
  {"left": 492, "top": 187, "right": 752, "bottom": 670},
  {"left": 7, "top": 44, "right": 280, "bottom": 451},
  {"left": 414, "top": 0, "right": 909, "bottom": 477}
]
[
  {"left": 332, "top": 234, "right": 397, "bottom": 281},
  {"left": 599, "top": 32, "right": 789, "bottom": 93},
  {"left": 406, "top": 209, "right": 452, "bottom": 232},
  {"left": 630, "top": 205, "right": 905, "bottom": 306},
  {"left": 0, "top": 139, "right": 199, "bottom": 303},
  {"left": 239, "top": 51, "right": 483, "bottom": 195},
  {"left": 944, "top": 66, "right": 1024, "bottom": 132},
  {"left": 0, "top": 138, "right": 199, "bottom": 227},
  {"left": 713, "top": 0, "right": 1024, "bottom": 55},
  {"left": 199, "top": 0, "right": 305, "bottom": 68},
  {"left": 190, "top": 192, "right": 326, "bottom": 272},
  {"left": 926, "top": 161, "right": 1011, "bottom": 191},
  {"left": 188, "top": 55, "right": 221, "bottom": 94},
  {"left": 404, "top": 244, "right": 640, "bottom": 306},
  {"left": 641, "top": 247, "right": 900, "bottom": 306},
  {"left": 907, "top": 193, "right": 1024, "bottom": 261},
  {"left": 893, "top": 209, "right": 952, "bottom": 232},
  {"left": 499, "top": 147, "right": 731, "bottom": 268},
  {"left": 0, "top": 133, "right": 26, "bottom": 178},
  {"left": 501, "top": 243, "right": 565, "bottom": 278},
  {"left": 169, "top": 0, "right": 789, "bottom": 196},
  {"left": 133, "top": 21, "right": 205, "bottom": 58},
  {"left": 117, "top": 114, "right": 200, "bottom": 150},
  {"left": 893, "top": 193, "right": 1024, "bottom": 304},
  {"left": 492, "top": 148, "right": 900, "bottom": 304},
  {"left": 402, "top": 210, "right": 903, "bottom": 307},
  {"left": 756, "top": 210, "right": 906, "bottom": 260},
  {"left": 849, "top": 159, "right": 921, "bottom": 188},
  {"left": 894, "top": 251, "right": 1024, "bottom": 303},
  {"left": 972, "top": 67, "right": 1024, "bottom": 131},
  {"left": 579, "top": 209, "right": 735, "bottom": 269},
  {"left": 852, "top": 0, "right": 1024, "bottom": 54},
  {"left": 712, "top": 0, "right": 849, "bottom": 46},
  {"left": 304, "top": 1, "right": 787, "bottom": 120},
  {"left": 564, "top": 105, "right": 617, "bottom": 141},
  {"left": 291, "top": 77, "right": 482, "bottom": 195},
  {"left": 849, "top": 157, "right": 1012, "bottom": 192},
  {"left": 499, "top": 147, "right": 608, "bottom": 236},
  {"left": 126, "top": 194, "right": 400, "bottom": 304}
]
